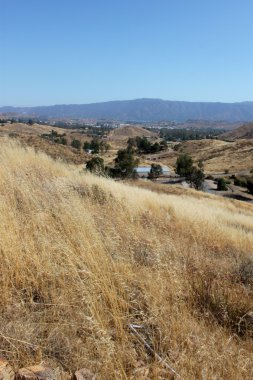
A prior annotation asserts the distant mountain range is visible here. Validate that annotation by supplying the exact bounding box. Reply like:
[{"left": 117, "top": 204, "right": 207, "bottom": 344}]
[{"left": 1, "top": 99, "right": 253, "bottom": 122}]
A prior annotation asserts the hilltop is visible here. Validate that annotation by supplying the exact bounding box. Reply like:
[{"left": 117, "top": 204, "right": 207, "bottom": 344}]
[
  {"left": 0, "top": 139, "right": 253, "bottom": 378},
  {"left": 2, "top": 98, "right": 253, "bottom": 121},
  {"left": 221, "top": 123, "right": 253, "bottom": 140},
  {"left": 108, "top": 125, "right": 156, "bottom": 138},
  {"left": 107, "top": 125, "right": 157, "bottom": 150}
]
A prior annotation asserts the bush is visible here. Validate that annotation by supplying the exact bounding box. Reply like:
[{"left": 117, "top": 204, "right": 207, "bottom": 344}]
[
  {"left": 234, "top": 176, "right": 248, "bottom": 188},
  {"left": 206, "top": 175, "right": 214, "bottom": 180},
  {"left": 113, "top": 148, "right": 139, "bottom": 178},
  {"left": 86, "top": 157, "right": 105, "bottom": 175},
  {"left": 83, "top": 141, "right": 90, "bottom": 150},
  {"left": 71, "top": 139, "right": 81, "bottom": 150},
  {"left": 217, "top": 178, "right": 228, "bottom": 191},
  {"left": 59, "top": 137, "right": 67, "bottom": 145},
  {"left": 148, "top": 164, "right": 162, "bottom": 180},
  {"left": 175, "top": 153, "right": 193, "bottom": 176},
  {"left": 188, "top": 167, "right": 205, "bottom": 190},
  {"left": 247, "top": 178, "right": 253, "bottom": 194}
]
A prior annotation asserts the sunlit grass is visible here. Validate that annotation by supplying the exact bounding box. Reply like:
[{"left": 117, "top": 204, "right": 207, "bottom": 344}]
[{"left": 0, "top": 139, "right": 253, "bottom": 379}]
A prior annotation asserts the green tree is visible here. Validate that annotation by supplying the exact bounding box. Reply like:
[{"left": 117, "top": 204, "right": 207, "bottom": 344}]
[
  {"left": 217, "top": 178, "right": 228, "bottom": 191},
  {"left": 175, "top": 154, "right": 193, "bottom": 176},
  {"left": 86, "top": 157, "right": 105, "bottom": 174},
  {"left": 114, "top": 148, "right": 139, "bottom": 178},
  {"left": 136, "top": 137, "right": 152, "bottom": 153},
  {"left": 188, "top": 166, "right": 205, "bottom": 190},
  {"left": 90, "top": 139, "right": 100, "bottom": 154},
  {"left": 148, "top": 163, "right": 163, "bottom": 180},
  {"left": 150, "top": 142, "right": 160, "bottom": 153},
  {"left": 71, "top": 139, "right": 81, "bottom": 150},
  {"left": 83, "top": 141, "right": 91, "bottom": 150},
  {"left": 159, "top": 140, "right": 168, "bottom": 151},
  {"left": 59, "top": 137, "right": 67, "bottom": 145}
]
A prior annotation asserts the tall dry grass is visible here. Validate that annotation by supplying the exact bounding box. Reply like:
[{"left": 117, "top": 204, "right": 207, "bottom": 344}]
[{"left": 0, "top": 138, "right": 253, "bottom": 379}]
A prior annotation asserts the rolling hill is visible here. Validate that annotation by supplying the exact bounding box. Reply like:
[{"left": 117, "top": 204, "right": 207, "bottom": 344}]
[
  {"left": 108, "top": 125, "right": 156, "bottom": 138},
  {"left": 2, "top": 98, "right": 253, "bottom": 122},
  {"left": 160, "top": 139, "right": 253, "bottom": 174},
  {"left": 107, "top": 125, "right": 157, "bottom": 150},
  {"left": 221, "top": 123, "right": 253, "bottom": 140}
]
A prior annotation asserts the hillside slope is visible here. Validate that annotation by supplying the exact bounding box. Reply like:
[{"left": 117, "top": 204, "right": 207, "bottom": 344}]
[
  {"left": 0, "top": 123, "right": 90, "bottom": 164},
  {"left": 159, "top": 139, "right": 253, "bottom": 173},
  {"left": 1, "top": 140, "right": 253, "bottom": 379},
  {"left": 221, "top": 123, "right": 253, "bottom": 140},
  {"left": 108, "top": 125, "right": 156, "bottom": 138},
  {"left": 107, "top": 125, "right": 157, "bottom": 149}
]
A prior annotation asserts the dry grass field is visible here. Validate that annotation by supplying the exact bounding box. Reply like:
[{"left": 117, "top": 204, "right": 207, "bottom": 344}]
[{"left": 1, "top": 139, "right": 253, "bottom": 379}]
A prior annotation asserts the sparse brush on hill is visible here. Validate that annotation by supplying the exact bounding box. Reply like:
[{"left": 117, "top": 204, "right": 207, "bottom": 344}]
[{"left": 0, "top": 139, "right": 253, "bottom": 379}]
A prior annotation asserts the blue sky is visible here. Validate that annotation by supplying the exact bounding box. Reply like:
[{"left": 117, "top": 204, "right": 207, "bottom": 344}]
[{"left": 1, "top": 0, "right": 253, "bottom": 106}]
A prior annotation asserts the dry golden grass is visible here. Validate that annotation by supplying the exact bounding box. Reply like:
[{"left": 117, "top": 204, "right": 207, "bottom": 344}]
[
  {"left": 107, "top": 125, "right": 158, "bottom": 150},
  {"left": 1, "top": 139, "right": 253, "bottom": 379},
  {"left": 159, "top": 139, "right": 253, "bottom": 173},
  {"left": 0, "top": 123, "right": 91, "bottom": 164},
  {"left": 15, "top": 134, "right": 89, "bottom": 165}
]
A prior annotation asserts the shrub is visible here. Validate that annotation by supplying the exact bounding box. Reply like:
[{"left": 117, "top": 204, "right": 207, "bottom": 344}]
[
  {"left": 247, "top": 178, "right": 253, "bottom": 194},
  {"left": 86, "top": 157, "right": 105, "bottom": 175},
  {"left": 217, "top": 178, "right": 228, "bottom": 191},
  {"left": 59, "top": 137, "right": 67, "bottom": 145},
  {"left": 188, "top": 167, "right": 205, "bottom": 190},
  {"left": 113, "top": 148, "right": 139, "bottom": 178},
  {"left": 148, "top": 164, "right": 162, "bottom": 180},
  {"left": 83, "top": 141, "right": 90, "bottom": 150},
  {"left": 234, "top": 176, "right": 248, "bottom": 188},
  {"left": 175, "top": 153, "right": 193, "bottom": 176},
  {"left": 71, "top": 139, "right": 81, "bottom": 150}
]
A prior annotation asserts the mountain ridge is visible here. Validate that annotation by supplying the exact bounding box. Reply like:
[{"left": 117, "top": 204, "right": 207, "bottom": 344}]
[{"left": 1, "top": 98, "right": 253, "bottom": 122}]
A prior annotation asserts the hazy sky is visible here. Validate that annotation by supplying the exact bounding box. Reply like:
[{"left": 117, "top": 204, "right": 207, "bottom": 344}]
[{"left": 1, "top": 0, "right": 253, "bottom": 106}]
